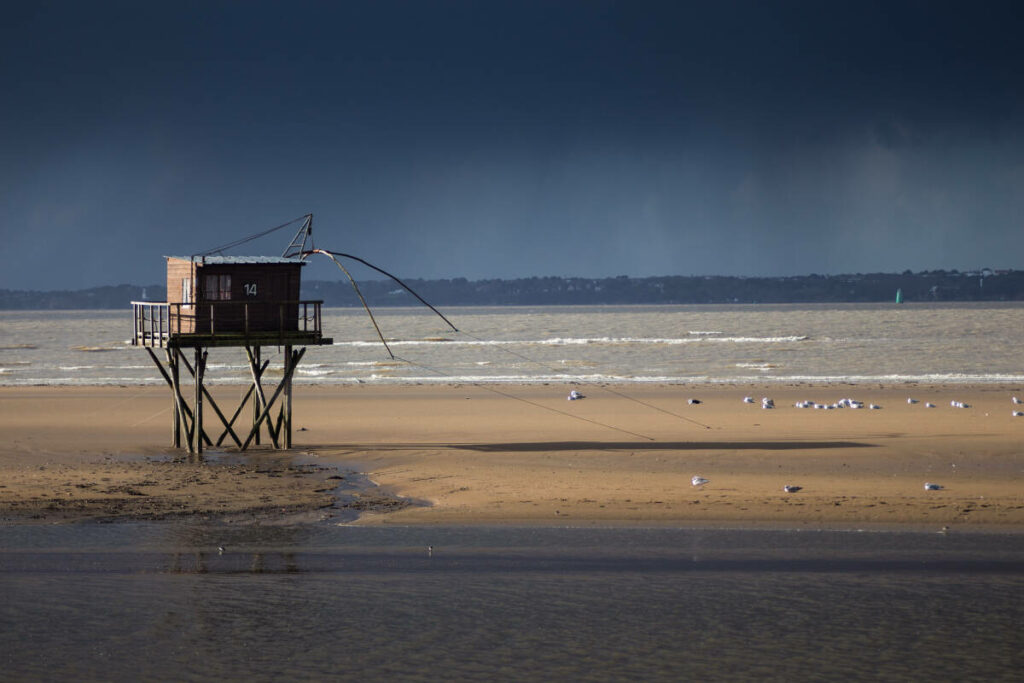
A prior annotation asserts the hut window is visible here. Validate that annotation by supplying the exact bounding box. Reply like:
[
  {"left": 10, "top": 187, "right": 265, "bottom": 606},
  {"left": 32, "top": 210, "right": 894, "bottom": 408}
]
[
  {"left": 181, "top": 278, "right": 192, "bottom": 303},
  {"left": 205, "top": 274, "right": 232, "bottom": 300}
]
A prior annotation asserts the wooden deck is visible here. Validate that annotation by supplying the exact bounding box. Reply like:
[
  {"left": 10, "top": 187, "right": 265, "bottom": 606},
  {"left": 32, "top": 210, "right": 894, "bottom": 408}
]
[{"left": 131, "top": 301, "right": 332, "bottom": 348}]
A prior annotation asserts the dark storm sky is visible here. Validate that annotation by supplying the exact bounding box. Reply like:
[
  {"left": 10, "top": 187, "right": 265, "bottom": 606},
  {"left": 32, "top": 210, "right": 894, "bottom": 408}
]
[{"left": 2, "top": 1, "right": 1023, "bottom": 289}]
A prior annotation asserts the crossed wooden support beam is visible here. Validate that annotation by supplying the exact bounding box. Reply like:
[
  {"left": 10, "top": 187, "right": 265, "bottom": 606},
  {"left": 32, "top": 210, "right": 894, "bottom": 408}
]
[{"left": 145, "top": 344, "right": 306, "bottom": 453}]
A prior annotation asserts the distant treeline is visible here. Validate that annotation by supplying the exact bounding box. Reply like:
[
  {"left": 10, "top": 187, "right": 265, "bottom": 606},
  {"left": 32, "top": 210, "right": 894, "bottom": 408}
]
[{"left": 2, "top": 269, "right": 1022, "bottom": 310}]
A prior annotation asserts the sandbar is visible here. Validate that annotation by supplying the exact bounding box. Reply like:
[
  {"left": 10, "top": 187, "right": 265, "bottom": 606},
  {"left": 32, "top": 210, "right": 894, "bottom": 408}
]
[{"left": 0, "top": 384, "right": 1021, "bottom": 528}]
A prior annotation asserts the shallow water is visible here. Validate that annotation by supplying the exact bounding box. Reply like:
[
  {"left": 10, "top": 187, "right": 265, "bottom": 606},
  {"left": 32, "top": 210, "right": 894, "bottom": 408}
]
[
  {"left": 2, "top": 303, "right": 1024, "bottom": 386},
  {"left": 1, "top": 525, "right": 1021, "bottom": 681}
]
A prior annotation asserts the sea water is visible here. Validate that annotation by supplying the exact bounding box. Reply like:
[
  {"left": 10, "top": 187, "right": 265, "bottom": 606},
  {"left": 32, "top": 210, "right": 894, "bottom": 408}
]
[
  {"left": 0, "top": 525, "right": 1021, "bottom": 681},
  {"left": 2, "top": 302, "right": 1024, "bottom": 386}
]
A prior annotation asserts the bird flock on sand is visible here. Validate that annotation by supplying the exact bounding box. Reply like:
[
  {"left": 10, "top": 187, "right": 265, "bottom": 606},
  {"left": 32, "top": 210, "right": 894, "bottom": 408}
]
[
  {"left": 569, "top": 389, "right": 1024, "bottom": 414},
  {"left": 566, "top": 391, "right": 1022, "bottom": 496},
  {"left": 618, "top": 393, "right": 1024, "bottom": 499},
  {"left": 736, "top": 394, "right": 1022, "bottom": 416}
]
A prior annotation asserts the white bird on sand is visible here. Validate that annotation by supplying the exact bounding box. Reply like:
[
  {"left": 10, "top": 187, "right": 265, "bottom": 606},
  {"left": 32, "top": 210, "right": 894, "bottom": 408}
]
[
  {"left": 692, "top": 476, "right": 709, "bottom": 487},
  {"left": 762, "top": 397, "right": 774, "bottom": 409},
  {"left": 1013, "top": 396, "right": 1022, "bottom": 405},
  {"left": 218, "top": 546, "right": 225, "bottom": 555},
  {"left": 743, "top": 396, "right": 755, "bottom": 403},
  {"left": 924, "top": 483, "right": 944, "bottom": 491},
  {"left": 1013, "top": 411, "right": 1023, "bottom": 417},
  {"left": 688, "top": 398, "right": 702, "bottom": 405},
  {"left": 568, "top": 390, "right": 585, "bottom": 401},
  {"left": 783, "top": 485, "right": 802, "bottom": 493},
  {"left": 869, "top": 404, "right": 881, "bottom": 410},
  {"left": 908, "top": 398, "right": 919, "bottom": 404},
  {"left": 925, "top": 402, "right": 936, "bottom": 408}
]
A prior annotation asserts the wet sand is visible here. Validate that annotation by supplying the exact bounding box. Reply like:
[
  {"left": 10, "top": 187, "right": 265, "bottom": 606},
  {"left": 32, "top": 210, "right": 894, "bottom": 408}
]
[{"left": 1, "top": 384, "right": 1022, "bottom": 528}]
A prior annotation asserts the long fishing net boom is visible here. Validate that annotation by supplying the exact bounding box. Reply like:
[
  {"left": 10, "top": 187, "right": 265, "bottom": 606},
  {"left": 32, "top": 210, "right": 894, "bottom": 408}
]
[{"left": 194, "top": 213, "right": 708, "bottom": 437}]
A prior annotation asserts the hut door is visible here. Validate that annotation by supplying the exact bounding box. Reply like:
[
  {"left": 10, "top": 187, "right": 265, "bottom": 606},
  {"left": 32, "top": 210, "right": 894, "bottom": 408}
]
[{"left": 265, "top": 273, "right": 297, "bottom": 331}]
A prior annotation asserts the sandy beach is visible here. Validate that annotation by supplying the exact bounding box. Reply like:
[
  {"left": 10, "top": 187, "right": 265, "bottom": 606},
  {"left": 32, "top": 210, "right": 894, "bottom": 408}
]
[{"left": 1, "top": 384, "right": 1021, "bottom": 528}]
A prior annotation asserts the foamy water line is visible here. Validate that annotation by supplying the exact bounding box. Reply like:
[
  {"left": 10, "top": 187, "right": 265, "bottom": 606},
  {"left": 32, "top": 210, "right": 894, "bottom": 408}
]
[{"left": 2, "top": 304, "right": 1023, "bottom": 387}]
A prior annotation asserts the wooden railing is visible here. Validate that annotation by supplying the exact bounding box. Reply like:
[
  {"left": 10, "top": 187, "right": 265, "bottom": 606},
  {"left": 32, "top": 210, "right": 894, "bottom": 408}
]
[{"left": 132, "top": 300, "right": 325, "bottom": 347}]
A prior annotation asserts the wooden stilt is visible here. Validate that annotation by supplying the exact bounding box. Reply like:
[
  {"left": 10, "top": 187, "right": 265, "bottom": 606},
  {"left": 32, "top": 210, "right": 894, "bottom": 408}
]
[
  {"left": 150, "top": 347, "right": 210, "bottom": 452},
  {"left": 194, "top": 348, "right": 206, "bottom": 454},
  {"left": 241, "top": 347, "right": 305, "bottom": 450},
  {"left": 245, "top": 345, "right": 282, "bottom": 447},
  {"left": 179, "top": 353, "right": 243, "bottom": 449},
  {"left": 168, "top": 349, "right": 181, "bottom": 448},
  {"left": 246, "top": 346, "right": 267, "bottom": 447},
  {"left": 284, "top": 344, "right": 293, "bottom": 448}
]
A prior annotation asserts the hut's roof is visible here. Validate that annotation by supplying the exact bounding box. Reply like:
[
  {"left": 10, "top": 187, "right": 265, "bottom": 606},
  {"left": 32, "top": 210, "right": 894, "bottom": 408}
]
[{"left": 165, "top": 256, "right": 306, "bottom": 265}]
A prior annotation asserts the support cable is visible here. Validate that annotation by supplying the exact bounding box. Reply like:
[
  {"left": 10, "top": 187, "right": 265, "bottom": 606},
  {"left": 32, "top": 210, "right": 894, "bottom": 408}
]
[
  {"left": 455, "top": 329, "right": 713, "bottom": 430},
  {"left": 393, "top": 354, "right": 655, "bottom": 441},
  {"left": 198, "top": 214, "right": 311, "bottom": 257}
]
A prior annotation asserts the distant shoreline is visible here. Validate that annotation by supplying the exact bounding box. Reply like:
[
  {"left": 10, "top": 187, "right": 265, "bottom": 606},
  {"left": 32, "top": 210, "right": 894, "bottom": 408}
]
[{"left": 2, "top": 269, "right": 1023, "bottom": 309}]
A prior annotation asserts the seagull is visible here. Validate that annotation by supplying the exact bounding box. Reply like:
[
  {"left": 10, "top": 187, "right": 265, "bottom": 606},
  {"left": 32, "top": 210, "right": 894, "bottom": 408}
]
[
  {"left": 427, "top": 545, "right": 433, "bottom": 557},
  {"left": 924, "top": 483, "right": 944, "bottom": 491},
  {"left": 869, "top": 404, "right": 881, "bottom": 410},
  {"left": 761, "top": 397, "right": 774, "bottom": 409},
  {"left": 1013, "top": 396, "right": 1022, "bottom": 405},
  {"left": 743, "top": 396, "right": 755, "bottom": 403},
  {"left": 783, "top": 485, "right": 802, "bottom": 493},
  {"left": 908, "top": 398, "right": 919, "bottom": 404},
  {"left": 925, "top": 402, "right": 936, "bottom": 408},
  {"left": 688, "top": 398, "right": 702, "bottom": 405},
  {"left": 567, "top": 390, "right": 585, "bottom": 401},
  {"left": 217, "top": 546, "right": 226, "bottom": 555},
  {"left": 692, "top": 476, "right": 710, "bottom": 487},
  {"left": 1013, "top": 411, "right": 1023, "bottom": 417}
]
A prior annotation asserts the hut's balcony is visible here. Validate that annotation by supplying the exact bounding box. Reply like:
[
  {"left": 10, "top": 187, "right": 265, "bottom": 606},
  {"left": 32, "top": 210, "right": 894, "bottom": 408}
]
[{"left": 131, "top": 300, "right": 332, "bottom": 348}]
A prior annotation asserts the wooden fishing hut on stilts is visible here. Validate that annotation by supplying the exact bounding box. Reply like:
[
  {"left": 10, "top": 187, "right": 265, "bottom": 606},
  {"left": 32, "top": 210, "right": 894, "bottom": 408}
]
[{"left": 131, "top": 248, "right": 332, "bottom": 454}]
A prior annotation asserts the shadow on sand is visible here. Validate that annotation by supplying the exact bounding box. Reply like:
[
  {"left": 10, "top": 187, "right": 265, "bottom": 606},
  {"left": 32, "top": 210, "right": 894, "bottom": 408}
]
[{"left": 300, "top": 440, "right": 876, "bottom": 453}]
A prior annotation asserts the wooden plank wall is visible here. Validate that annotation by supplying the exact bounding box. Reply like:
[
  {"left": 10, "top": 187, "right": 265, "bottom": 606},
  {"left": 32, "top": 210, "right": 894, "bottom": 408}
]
[{"left": 164, "top": 259, "right": 304, "bottom": 334}]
